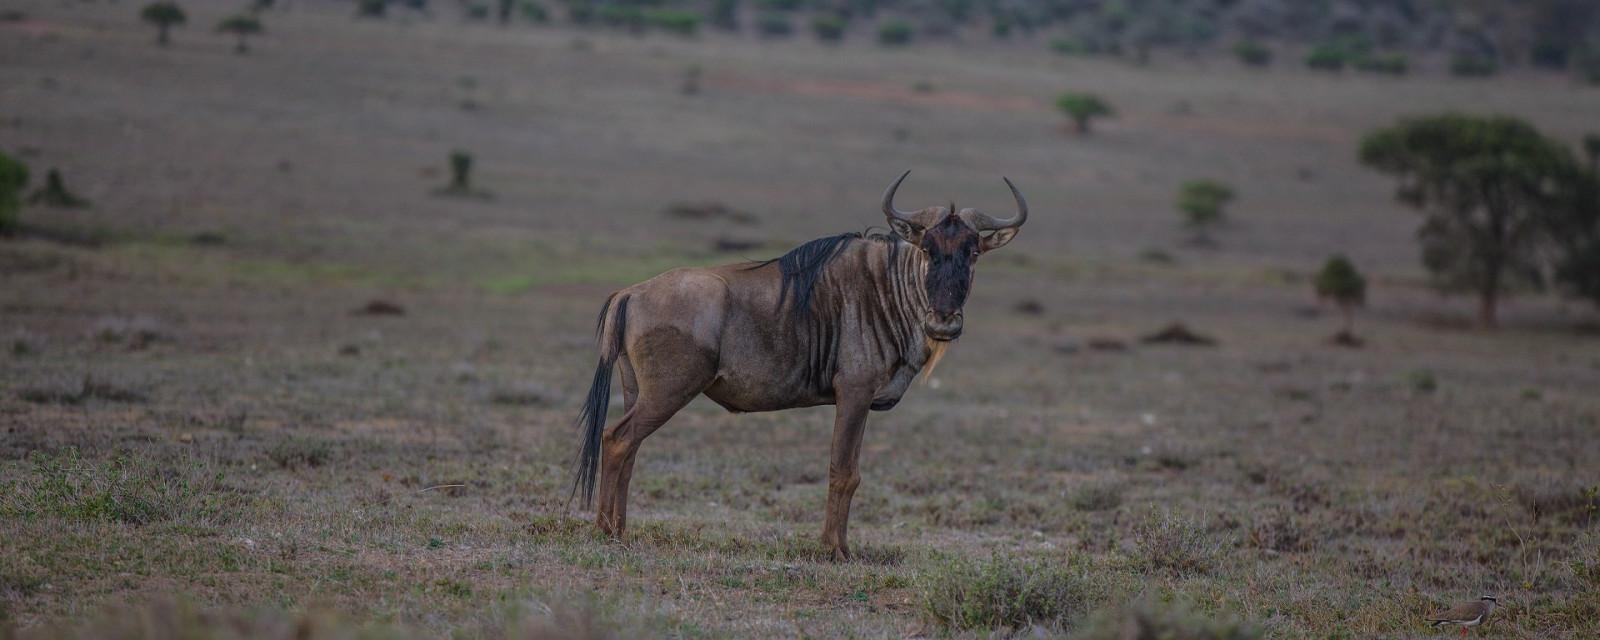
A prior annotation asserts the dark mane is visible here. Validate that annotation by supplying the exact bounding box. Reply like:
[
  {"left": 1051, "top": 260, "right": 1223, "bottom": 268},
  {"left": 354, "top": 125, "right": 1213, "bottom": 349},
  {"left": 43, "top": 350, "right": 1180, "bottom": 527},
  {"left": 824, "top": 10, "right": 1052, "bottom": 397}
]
[{"left": 756, "top": 232, "right": 899, "bottom": 321}]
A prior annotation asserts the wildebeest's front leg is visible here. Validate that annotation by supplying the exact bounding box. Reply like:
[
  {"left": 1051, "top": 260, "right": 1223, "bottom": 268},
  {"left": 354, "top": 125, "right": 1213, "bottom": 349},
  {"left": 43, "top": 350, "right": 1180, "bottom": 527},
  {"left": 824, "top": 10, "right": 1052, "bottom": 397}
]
[{"left": 821, "top": 387, "right": 873, "bottom": 561}]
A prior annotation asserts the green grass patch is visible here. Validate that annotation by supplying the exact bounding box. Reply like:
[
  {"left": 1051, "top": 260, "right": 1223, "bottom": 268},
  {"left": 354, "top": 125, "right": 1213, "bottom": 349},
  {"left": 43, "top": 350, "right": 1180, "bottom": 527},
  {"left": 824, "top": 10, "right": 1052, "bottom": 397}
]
[{"left": 0, "top": 447, "right": 239, "bottom": 527}]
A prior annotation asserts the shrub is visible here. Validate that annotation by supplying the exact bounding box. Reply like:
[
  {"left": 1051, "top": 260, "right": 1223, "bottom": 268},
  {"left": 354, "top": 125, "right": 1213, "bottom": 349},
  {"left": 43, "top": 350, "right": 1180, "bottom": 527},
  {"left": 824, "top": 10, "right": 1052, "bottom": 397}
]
[
  {"left": 754, "top": 0, "right": 802, "bottom": 11},
  {"left": 0, "top": 448, "right": 238, "bottom": 526},
  {"left": 918, "top": 551, "right": 1092, "bottom": 631},
  {"left": 518, "top": 1, "right": 548, "bottom": 22},
  {"left": 755, "top": 11, "right": 791, "bottom": 36},
  {"left": 810, "top": 13, "right": 845, "bottom": 42},
  {"left": 1131, "top": 508, "right": 1227, "bottom": 576},
  {"left": 876, "top": 18, "right": 912, "bottom": 45},
  {"left": 1304, "top": 43, "right": 1345, "bottom": 71},
  {"left": 1232, "top": 39, "right": 1270, "bottom": 67},
  {"left": 356, "top": 0, "right": 387, "bottom": 18},
  {"left": 0, "top": 149, "right": 26, "bottom": 237},
  {"left": 1050, "top": 36, "right": 1090, "bottom": 55},
  {"left": 1531, "top": 40, "right": 1570, "bottom": 70},
  {"left": 644, "top": 8, "right": 699, "bottom": 35},
  {"left": 27, "top": 168, "right": 90, "bottom": 207},
  {"left": 1450, "top": 53, "right": 1499, "bottom": 77},
  {"left": 1352, "top": 54, "right": 1407, "bottom": 75},
  {"left": 597, "top": 3, "right": 644, "bottom": 30}
]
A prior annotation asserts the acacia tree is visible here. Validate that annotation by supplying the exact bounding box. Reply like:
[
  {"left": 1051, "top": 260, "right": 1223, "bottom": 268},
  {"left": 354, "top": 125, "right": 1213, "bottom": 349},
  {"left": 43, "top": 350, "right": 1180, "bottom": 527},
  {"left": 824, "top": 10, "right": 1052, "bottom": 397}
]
[
  {"left": 1358, "top": 113, "right": 1575, "bottom": 328},
  {"left": 1546, "top": 145, "right": 1600, "bottom": 309},
  {"left": 141, "top": 2, "right": 187, "bottom": 46},
  {"left": 1314, "top": 254, "right": 1366, "bottom": 344},
  {"left": 217, "top": 15, "right": 263, "bottom": 54},
  {"left": 1176, "top": 179, "right": 1234, "bottom": 245},
  {"left": 1054, "top": 92, "right": 1113, "bottom": 135}
]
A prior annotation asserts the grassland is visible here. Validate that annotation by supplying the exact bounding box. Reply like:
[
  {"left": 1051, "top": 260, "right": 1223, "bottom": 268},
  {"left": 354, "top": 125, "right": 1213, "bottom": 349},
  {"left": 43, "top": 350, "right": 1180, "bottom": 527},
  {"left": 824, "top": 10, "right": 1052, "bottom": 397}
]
[{"left": 3, "top": 0, "right": 1600, "bottom": 638}]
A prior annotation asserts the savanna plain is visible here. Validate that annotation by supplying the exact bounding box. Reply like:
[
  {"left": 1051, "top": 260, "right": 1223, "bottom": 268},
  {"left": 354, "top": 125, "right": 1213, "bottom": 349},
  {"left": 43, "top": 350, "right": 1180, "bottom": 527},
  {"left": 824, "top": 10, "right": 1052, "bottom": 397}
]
[{"left": 3, "top": 1, "right": 1600, "bottom": 638}]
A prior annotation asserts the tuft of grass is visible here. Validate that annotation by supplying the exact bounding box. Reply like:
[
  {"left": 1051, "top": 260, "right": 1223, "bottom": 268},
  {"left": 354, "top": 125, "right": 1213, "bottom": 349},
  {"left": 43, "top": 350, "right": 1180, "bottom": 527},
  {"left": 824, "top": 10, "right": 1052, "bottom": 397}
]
[
  {"left": 1401, "top": 368, "right": 1437, "bottom": 393},
  {"left": 0, "top": 447, "right": 239, "bottom": 527},
  {"left": 1247, "top": 506, "right": 1309, "bottom": 553},
  {"left": 16, "top": 374, "right": 148, "bottom": 404},
  {"left": 1070, "top": 598, "right": 1262, "bottom": 640},
  {"left": 917, "top": 550, "right": 1094, "bottom": 631},
  {"left": 1131, "top": 508, "right": 1228, "bottom": 576},
  {"left": 1068, "top": 479, "right": 1124, "bottom": 512},
  {"left": 266, "top": 437, "right": 336, "bottom": 469}
]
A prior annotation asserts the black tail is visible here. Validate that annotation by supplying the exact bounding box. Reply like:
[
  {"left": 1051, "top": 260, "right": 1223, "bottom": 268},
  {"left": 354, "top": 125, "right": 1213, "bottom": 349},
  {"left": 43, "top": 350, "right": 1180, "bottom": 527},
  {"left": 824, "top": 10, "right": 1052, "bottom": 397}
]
[{"left": 570, "top": 294, "right": 629, "bottom": 510}]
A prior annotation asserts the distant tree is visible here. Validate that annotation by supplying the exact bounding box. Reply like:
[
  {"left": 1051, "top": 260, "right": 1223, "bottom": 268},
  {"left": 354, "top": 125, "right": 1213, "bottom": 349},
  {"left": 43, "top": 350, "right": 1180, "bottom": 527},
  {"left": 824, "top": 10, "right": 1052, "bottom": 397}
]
[
  {"left": 1175, "top": 179, "right": 1234, "bottom": 245},
  {"left": 1545, "top": 144, "right": 1600, "bottom": 310},
  {"left": 498, "top": 0, "right": 513, "bottom": 23},
  {"left": 356, "top": 0, "right": 388, "bottom": 18},
  {"left": 140, "top": 2, "right": 187, "bottom": 46},
  {"left": 709, "top": 0, "right": 737, "bottom": 31},
  {"left": 755, "top": 12, "right": 791, "bottom": 36},
  {"left": 0, "top": 150, "right": 27, "bottom": 237},
  {"left": 518, "top": 1, "right": 548, "bottom": 22},
  {"left": 448, "top": 151, "right": 473, "bottom": 192},
  {"left": 876, "top": 18, "right": 911, "bottom": 46},
  {"left": 1359, "top": 113, "right": 1575, "bottom": 327},
  {"left": 1232, "top": 40, "right": 1271, "bottom": 67},
  {"left": 1054, "top": 92, "right": 1112, "bottom": 135},
  {"left": 27, "top": 169, "right": 90, "bottom": 208},
  {"left": 216, "top": 14, "right": 262, "bottom": 54},
  {"left": 1314, "top": 254, "right": 1366, "bottom": 343}
]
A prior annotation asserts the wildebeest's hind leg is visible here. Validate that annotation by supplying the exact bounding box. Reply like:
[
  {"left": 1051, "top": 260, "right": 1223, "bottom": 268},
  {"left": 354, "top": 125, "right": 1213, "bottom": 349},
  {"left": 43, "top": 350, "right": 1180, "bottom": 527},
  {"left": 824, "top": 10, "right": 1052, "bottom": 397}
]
[{"left": 596, "top": 343, "right": 714, "bottom": 539}]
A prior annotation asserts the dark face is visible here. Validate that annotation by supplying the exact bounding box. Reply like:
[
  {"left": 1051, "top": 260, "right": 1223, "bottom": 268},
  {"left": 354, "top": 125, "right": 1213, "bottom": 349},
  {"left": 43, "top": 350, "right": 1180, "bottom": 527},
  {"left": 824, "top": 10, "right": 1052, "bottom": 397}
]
[{"left": 919, "top": 212, "right": 982, "bottom": 341}]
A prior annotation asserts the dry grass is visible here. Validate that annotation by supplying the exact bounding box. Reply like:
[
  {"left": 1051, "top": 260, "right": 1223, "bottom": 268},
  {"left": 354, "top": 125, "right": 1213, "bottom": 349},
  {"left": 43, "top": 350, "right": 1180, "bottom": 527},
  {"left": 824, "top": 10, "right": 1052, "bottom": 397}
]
[{"left": 3, "top": 0, "right": 1600, "bottom": 637}]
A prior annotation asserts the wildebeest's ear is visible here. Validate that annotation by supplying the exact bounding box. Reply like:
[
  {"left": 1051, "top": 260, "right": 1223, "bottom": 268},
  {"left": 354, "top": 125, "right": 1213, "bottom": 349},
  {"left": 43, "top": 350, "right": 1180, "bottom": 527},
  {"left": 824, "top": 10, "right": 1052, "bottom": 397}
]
[
  {"left": 889, "top": 219, "right": 925, "bottom": 245},
  {"left": 980, "top": 227, "right": 1017, "bottom": 252}
]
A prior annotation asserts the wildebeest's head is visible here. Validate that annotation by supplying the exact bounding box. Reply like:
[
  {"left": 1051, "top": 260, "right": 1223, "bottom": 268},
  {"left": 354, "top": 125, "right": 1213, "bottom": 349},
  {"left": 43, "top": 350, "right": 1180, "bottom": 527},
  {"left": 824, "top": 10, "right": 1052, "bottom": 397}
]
[{"left": 882, "top": 171, "right": 1028, "bottom": 342}]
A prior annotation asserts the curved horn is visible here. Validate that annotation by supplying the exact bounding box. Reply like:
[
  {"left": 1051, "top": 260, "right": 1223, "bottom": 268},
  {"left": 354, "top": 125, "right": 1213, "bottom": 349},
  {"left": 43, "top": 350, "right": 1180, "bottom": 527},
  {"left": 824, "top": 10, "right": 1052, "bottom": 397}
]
[
  {"left": 960, "top": 177, "right": 1029, "bottom": 232},
  {"left": 881, "top": 169, "right": 917, "bottom": 226}
]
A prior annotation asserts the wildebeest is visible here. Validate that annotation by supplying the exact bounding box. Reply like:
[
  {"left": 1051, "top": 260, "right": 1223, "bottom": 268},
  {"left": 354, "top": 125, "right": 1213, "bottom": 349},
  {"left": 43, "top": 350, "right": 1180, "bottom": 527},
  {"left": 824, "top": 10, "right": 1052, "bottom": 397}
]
[{"left": 571, "top": 171, "right": 1029, "bottom": 560}]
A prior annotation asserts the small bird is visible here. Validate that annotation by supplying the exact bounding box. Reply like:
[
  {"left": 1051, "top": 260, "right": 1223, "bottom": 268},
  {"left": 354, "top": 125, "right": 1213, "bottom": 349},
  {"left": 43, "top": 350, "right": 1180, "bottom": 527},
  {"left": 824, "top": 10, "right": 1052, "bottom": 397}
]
[{"left": 1428, "top": 595, "right": 1498, "bottom": 636}]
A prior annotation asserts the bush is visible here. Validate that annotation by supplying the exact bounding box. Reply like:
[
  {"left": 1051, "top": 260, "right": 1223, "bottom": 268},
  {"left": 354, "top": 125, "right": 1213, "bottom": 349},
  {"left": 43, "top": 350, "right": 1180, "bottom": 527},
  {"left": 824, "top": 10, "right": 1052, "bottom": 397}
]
[
  {"left": 1232, "top": 39, "right": 1270, "bottom": 67},
  {"left": 754, "top": 0, "right": 802, "bottom": 11},
  {"left": 597, "top": 3, "right": 644, "bottom": 30},
  {"left": 876, "top": 18, "right": 911, "bottom": 45},
  {"left": 1131, "top": 508, "right": 1227, "bottom": 576},
  {"left": 644, "top": 8, "right": 699, "bottom": 35},
  {"left": 810, "top": 13, "right": 844, "bottom": 42},
  {"left": 1352, "top": 53, "right": 1407, "bottom": 75},
  {"left": 1304, "top": 43, "right": 1345, "bottom": 71},
  {"left": 1450, "top": 53, "right": 1499, "bottom": 77},
  {"left": 1531, "top": 40, "right": 1570, "bottom": 70},
  {"left": 755, "top": 11, "right": 791, "bottom": 36},
  {"left": 518, "top": 1, "right": 548, "bottom": 22},
  {"left": 356, "top": 0, "right": 387, "bottom": 18},
  {"left": 1067, "top": 479, "right": 1123, "bottom": 511},
  {"left": 918, "top": 551, "right": 1093, "bottom": 631},
  {"left": 0, "top": 149, "right": 26, "bottom": 237},
  {"left": 1050, "top": 36, "right": 1091, "bottom": 55}
]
